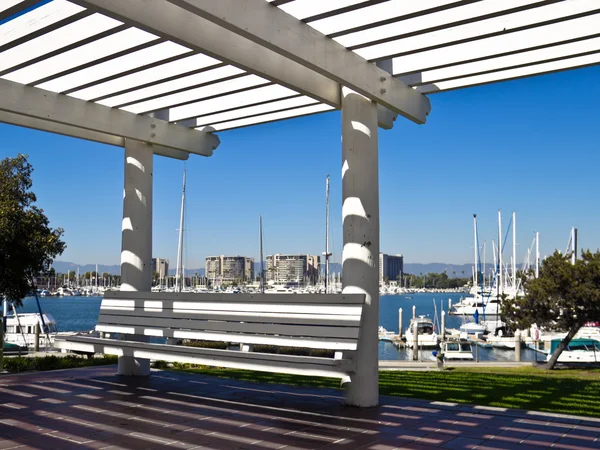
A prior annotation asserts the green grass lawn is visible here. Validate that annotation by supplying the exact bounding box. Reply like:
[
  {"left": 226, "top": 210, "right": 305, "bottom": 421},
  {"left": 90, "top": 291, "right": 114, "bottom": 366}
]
[{"left": 170, "top": 365, "right": 600, "bottom": 418}]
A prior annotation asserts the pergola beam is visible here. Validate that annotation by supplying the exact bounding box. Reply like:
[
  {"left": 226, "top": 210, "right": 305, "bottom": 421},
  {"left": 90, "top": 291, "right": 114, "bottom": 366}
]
[
  {"left": 0, "top": 111, "right": 190, "bottom": 160},
  {"left": 167, "top": 0, "right": 430, "bottom": 124},
  {"left": 0, "top": 78, "right": 218, "bottom": 156},
  {"left": 74, "top": 0, "right": 340, "bottom": 109}
]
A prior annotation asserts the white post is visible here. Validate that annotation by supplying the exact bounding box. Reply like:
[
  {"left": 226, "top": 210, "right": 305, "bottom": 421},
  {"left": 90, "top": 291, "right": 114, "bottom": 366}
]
[
  {"left": 412, "top": 320, "right": 419, "bottom": 361},
  {"left": 398, "top": 308, "right": 403, "bottom": 337},
  {"left": 448, "top": 298, "right": 452, "bottom": 311},
  {"left": 341, "top": 87, "right": 379, "bottom": 407},
  {"left": 512, "top": 212, "right": 517, "bottom": 295},
  {"left": 412, "top": 304, "right": 416, "bottom": 319},
  {"left": 514, "top": 330, "right": 521, "bottom": 362},
  {"left": 118, "top": 139, "right": 152, "bottom": 376},
  {"left": 535, "top": 232, "right": 540, "bottom": 278},
  {"left": 441, "top": 310, "right": 446, "bottom": 341}
]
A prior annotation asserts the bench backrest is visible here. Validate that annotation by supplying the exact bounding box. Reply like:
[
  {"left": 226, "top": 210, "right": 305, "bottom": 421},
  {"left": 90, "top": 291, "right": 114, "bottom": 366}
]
[{"left": 96, "top": 291, "right": 366, "bottom": 351}]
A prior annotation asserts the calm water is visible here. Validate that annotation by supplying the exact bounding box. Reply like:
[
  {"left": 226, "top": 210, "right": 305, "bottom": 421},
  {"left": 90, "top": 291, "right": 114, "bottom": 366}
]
[{"left": 6, "top": 292, "right": 541, "bottom": 362}]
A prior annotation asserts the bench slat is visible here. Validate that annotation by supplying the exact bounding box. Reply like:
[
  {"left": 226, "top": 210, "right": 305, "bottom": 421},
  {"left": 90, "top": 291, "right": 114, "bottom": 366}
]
[
  {"left": 97, "top": 314, "right": 360, "bottom": 339},
  {"left": 100, "top": 299, "right": 361, "bottom": 316},
  {"left": 95, "top": 325, "right": 358, "bottom": 350},
  {"left": 104, "top": 291, "right": 365, "bottom": 305},
  {"left": 97, "top": 308, "right": 361, "bottom": 327},
  {"left": 55, "top": 336, "right": 355, "bottom": 378}
]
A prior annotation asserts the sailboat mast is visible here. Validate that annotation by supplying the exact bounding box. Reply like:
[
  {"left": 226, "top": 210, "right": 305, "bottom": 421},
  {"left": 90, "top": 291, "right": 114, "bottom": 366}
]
[
  {"left": 175, "top": 169, "right": 186, "bottom": 292},
  {"left": 535, "top": 232, "right": 540, "bottom": 278},
  {"left": 324, "top": 175, "right": 331, "bottom": 293},
  {"left": 482, "top": 241, "right": 486, "bottom": 286},
  {"left": 571, "top": 227, "right": 578, "bottom": 264},
  {"left": 497, "top": 210, "right": 503, "bottom": 296},
  {"left": 259, "top": 215, "right": 265, "bottom": 294},
  {"left": 512, "top": 212, "right": 517, "bottom": 294},
  {"left": 473, "top": 214, "right": 478, "bottom": 288}
]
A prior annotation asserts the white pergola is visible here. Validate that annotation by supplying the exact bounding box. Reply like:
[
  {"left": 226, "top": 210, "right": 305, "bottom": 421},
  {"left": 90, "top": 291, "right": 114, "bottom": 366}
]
[{"left": 1, "top": 0, "right": 598, "bottom": 406}]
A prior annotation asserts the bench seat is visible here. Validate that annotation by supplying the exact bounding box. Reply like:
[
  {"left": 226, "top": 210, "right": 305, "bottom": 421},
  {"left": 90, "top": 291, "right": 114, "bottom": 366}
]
[
  {"left": 54, "top": 291, "right": 366, "bottom": 380},
  {"left": 54, "top": 336, "right": 355, "bottom": 378}
]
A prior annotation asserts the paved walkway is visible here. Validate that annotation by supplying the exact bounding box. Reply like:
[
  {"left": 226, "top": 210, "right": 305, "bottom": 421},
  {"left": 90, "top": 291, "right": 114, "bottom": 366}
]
[{"left": 1, "top": 366, "right": 599, "bottom": 449}]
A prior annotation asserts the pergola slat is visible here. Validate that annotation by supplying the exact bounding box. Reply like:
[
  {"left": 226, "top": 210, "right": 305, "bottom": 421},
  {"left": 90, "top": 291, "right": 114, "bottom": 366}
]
[{"left": 0, "top": 0, "right": 598, "bottom": 133}]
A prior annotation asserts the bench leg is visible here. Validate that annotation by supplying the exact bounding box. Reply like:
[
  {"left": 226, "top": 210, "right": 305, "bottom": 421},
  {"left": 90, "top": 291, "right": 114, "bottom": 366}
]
[
  {"left": 341, "top": 87, "right": 379, "bottom": 407},
  {"left": 117, "top": 139, "right": 153, "bottom": 377},
  {"left": 118, "top": 354, "right": 150, "bottom": 376}
]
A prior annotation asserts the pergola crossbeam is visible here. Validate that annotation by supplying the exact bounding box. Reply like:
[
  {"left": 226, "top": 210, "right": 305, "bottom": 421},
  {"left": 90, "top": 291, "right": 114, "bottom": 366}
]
[
  {"left": 0, "top": 111, "right": 189, "bottom": 160},
  {"left": 0, "top": 78, "right": 218, "bottom": 156},
  {"left": 166, "top": 0, "right": 431, "bottom": 124},
  {"left": 74, "top": 0, "right": 341, "bottom": 109}
]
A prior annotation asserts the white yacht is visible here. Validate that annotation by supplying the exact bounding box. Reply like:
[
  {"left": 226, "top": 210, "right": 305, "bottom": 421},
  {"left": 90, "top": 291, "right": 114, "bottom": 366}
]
[
  {"left": 546, "top": 339, "right": 600, "bottom": 363},
  {"left": 3, "top": 313, "right": 58, "bottom": 349},
  {"left": 441, "top": 339, "right": 474, "bottom": 361},
  {"left": 405, "top": 316, "right": 438, "bottom": 348},
  {"left": 459, "top": 319, "right": 487, "bottom": 335},
  {"left": 451, "top": 293, "right": 502, "bottom": 316}
]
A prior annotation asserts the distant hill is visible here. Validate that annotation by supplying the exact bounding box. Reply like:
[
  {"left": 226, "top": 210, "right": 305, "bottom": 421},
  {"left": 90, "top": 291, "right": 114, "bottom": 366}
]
[
  {"left": 168, "top": 268, "right": 205, "bottom": 276},
  {"left": 404, "top": 263, "right": 473, "bottom": 278},
  {"left": 51, "top": 261, "right": 206, "bottom": 276},
  {"left": 51, "top": 261, "right": 478, "bottom": 278},
  {"left": 50, "top": 261, "right": 121, "bottom": 275}
]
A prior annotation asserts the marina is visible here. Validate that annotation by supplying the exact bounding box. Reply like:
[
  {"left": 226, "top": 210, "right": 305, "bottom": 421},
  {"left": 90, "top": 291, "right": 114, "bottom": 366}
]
[{"left": 3, "top": 291, "right": 572, "bottom": 363}]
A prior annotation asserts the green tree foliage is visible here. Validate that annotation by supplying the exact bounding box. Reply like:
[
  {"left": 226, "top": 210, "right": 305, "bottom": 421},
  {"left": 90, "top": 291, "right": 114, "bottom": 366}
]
[
  {"left": 0, "top": 155, "right": 66, "bottom": 306},
  {"left": 503, "top": 250, "right": 600, "bottom": 369},
  {"left": 404, "top": 272, "right": 470, "bottom": 289}
]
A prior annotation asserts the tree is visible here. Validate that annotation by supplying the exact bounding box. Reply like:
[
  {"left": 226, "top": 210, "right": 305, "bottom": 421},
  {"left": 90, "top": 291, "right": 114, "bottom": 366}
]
[
  {"left": 0, "top": 154, "right": 66, "bottom": 306},
  {"left": 502, "top": 250, "right": 600, "bottom": 369}
]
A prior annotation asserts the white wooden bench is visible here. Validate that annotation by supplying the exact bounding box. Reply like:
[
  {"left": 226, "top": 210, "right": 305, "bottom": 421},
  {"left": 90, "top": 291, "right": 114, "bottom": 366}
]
[{"left": 54, "top": 291, "right": 366, "bottom": 380}]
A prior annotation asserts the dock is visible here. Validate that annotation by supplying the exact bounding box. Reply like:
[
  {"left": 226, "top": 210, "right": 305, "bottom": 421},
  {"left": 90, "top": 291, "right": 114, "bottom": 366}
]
[{"left": 379, "top": 360, "right": 534, "bottom": 371}]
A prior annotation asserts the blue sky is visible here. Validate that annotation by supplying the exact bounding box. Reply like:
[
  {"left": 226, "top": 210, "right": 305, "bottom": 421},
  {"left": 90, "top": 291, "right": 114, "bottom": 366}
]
[{"left": 1, "top": 65, "right": 599, "bottom": 269}]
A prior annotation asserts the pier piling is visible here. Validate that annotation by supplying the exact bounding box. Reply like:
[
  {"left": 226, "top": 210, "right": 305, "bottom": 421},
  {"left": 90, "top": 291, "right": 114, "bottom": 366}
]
[
  {"left": 398, "top": 308, "right": 403, "bottom": 338},
  {"left": 515, "top": 331, "right": 521, "bottom": 362},
  {"left": 412, "top": 321, "right": 419, "bottom": 361},
  {"left": 0, "top": 317, "right": 3, "bottom": 372},
  {"left": 34, "top": 323, "right": 40, "bottom": 352},
  {"left": 412, "top": 305, "right": 416, "bottom": 319},
  {"left": 441, "top": 310, "right": 446, "bottom": 340}
]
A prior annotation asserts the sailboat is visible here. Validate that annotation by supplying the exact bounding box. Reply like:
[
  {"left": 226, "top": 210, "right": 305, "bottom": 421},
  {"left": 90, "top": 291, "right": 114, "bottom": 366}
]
[
  {"left": 175, "top": 168, "right": 186, "bottom": 292},
  {"left": 322, "top": 174, "right": 332, "bottom": 294},
  {"left": 259, "top": 214, "right": 265, "bottom": 294}
]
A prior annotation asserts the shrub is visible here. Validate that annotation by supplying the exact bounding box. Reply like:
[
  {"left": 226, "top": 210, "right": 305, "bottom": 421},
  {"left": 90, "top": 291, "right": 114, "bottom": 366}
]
[
  {"left": 152, "top": 360, "right": 169, "bottom": 369},
  {"left": 2, "top": 354, "right": 117, "bottom": 373},
  {"left": 183, "top": 340, "right": 228, "bottom": 350}
]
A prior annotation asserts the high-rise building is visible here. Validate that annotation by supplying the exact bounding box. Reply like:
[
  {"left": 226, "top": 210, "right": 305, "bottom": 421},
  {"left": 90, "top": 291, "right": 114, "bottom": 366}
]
[
  {"left": 266, "top": 254, "right": 320, "bottom": 285},
  {"left": 205, "top": 256, "right": 222, "bottom": 282},
  {"left": 205, "top": 256, "right": 254, "bottom": 283},
  {"left": 151, "top": 258, "right": 169, "bottom": 279},
  {"left": 379, "top": 253, "right": 403, "bottom": 284}
]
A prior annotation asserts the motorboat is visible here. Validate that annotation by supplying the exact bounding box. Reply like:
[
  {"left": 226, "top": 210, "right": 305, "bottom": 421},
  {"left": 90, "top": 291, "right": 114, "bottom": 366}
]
[
  {"left": 405, "top": 316, "right": 438, "bottom": 348},
  {"left": 546, "top": 339, "right": 600, "bottom": 363},
  {"left": 378, "top": 326, "right": 396, "bottom": 342},
  {"left": 451, "top": 294, "right": 502, "bottom": 316},
  {"left": 459, "top": 321, "right": 486, "bottom": 335},
  {"left": 3, "top": 313, "right": 57, "bottom": 349},
  {"left": 441, "top": 339, "right": 474, "bottom": 361}
]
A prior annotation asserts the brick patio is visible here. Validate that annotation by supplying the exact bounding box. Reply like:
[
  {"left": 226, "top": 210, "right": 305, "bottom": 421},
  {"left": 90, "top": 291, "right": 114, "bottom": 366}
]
[{"left": 1, "top": 366, "right": 599, "bottom": 449}]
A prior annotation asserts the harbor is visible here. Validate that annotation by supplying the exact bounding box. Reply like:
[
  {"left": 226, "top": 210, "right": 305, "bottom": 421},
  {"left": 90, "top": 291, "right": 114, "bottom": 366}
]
[{"left": 4, "top": 291, "right": 576, "bottom": 364}]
